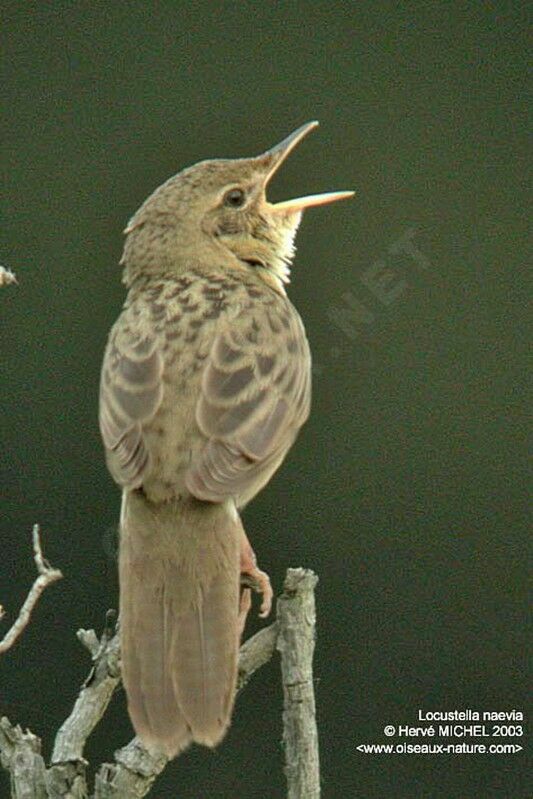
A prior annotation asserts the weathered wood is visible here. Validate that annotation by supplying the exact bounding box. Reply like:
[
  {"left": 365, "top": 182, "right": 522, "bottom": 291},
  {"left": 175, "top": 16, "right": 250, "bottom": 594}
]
[{"left": 277, "top": 568, "right": 320, "bottom": 799}]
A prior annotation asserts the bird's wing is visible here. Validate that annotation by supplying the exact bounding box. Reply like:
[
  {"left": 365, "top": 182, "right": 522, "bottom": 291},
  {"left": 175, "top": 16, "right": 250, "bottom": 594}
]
[
  {"left": 187, "top": 300, "right": 311, "bottom": 503},
  {"left": 99, "top": 309, "right": 164, "bottom": 488}
]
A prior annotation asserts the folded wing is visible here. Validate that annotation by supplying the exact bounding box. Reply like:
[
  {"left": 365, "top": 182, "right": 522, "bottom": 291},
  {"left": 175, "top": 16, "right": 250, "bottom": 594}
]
[
  {"left": 187, "top": 302, "right": 311, "bottom": 505},
  {"left": 99, "top": 312, "right": 164, "bottom": 488}
]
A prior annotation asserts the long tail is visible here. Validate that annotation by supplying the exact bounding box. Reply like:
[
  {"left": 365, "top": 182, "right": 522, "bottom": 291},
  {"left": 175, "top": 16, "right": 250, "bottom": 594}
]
[{"left": 119, "top": 490, "right": 241, "bottom": 758}]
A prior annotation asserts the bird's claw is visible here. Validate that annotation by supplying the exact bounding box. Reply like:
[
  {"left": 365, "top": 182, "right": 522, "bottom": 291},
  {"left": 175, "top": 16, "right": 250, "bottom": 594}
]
[
  {"left": 240, "top": 533, "right": 273, "bottom": 619},
  {"left": 240, "top": 569, "right": 273, "bottom": 618}
]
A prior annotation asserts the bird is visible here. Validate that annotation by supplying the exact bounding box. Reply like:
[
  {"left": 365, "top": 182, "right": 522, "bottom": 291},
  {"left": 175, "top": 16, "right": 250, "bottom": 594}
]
[{"left": 99, "top": 121, "right": 353, "bottom": 758}]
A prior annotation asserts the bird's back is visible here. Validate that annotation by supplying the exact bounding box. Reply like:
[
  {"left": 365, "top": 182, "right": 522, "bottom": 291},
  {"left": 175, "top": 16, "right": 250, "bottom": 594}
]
[{"left": 102, "top": 265, "right": 311, "bottom": 506}]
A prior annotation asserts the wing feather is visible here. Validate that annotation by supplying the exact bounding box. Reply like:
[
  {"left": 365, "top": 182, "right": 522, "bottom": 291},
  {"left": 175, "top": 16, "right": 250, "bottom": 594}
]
[
  {"left": 99, "top": 311, "right": 163, "bottom": 488},
  {"left": 187, "top": 301, "right": 311, "bottom": 504}
]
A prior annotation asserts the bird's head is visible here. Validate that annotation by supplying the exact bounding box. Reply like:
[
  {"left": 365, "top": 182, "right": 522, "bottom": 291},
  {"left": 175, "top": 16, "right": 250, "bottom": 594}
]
[{"left": 121, "top": 122, "right": 354, "bottom": 291}]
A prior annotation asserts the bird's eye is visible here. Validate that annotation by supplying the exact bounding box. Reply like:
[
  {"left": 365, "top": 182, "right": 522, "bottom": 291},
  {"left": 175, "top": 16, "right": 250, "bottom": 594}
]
[{"left": 224, "top": 188, "right": 246, "bottom": 208}]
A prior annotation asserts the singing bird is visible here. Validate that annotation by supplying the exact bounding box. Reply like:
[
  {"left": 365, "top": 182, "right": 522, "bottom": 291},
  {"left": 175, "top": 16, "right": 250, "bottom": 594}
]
[{"left": 99, "top": 121, "right": 353, "bottom": 757}]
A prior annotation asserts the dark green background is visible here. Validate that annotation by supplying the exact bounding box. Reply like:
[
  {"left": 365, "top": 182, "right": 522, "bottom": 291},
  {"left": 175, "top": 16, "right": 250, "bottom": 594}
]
[{"left": 1, "top": 3, "right": 529, "bottom": 797}]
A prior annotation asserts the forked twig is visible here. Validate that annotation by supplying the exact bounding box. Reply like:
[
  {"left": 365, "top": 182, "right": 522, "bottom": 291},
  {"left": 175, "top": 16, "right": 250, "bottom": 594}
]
[
  {"left": 0, "top": 567, "right": 319, "bottom": 798},
  {"left": 0, "top": 525, "right": 63, "bottom": 655}
]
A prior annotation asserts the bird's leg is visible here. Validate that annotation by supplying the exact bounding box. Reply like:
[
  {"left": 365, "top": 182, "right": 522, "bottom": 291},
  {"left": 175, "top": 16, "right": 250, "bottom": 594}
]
[
  {"left": 239, "top": 531, "right": 273, "bottom": 619},
  {"left": 237, "top": 588, "right": 252, "bottom": 638}
]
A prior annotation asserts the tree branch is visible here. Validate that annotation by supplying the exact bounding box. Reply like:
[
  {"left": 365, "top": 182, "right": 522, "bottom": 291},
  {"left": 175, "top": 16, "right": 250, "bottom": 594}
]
[
  {"left": 237, "top": 621, "right": 279, "bottom": 692},
  {"left": 0, "top": 525, "right": 63, "bottom": 655},
  {"left": 46, "top": 613, "right": 121, "bottom": 796},
  {"left": 277, "top": 568, "right": 320, "bottom": 799},
  {"left": 0, "top": 567, "right": 320, "bottom": 798},
  {"left": 0, "top": 718, "right": 47, "bottom": 799}
]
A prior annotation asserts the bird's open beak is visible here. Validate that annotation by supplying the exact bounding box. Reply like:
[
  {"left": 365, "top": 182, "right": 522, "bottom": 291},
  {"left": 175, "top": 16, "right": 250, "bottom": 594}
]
[{"left": 259, "top": 121, "right": 355, "bottom": 212}]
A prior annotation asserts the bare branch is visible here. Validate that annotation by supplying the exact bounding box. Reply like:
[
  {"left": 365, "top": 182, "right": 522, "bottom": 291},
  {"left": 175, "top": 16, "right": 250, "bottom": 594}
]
[
  {"left": 91, "top": 621, "right": 280, "bottom": 799},
  {"left": 0, "top": 568, "right": 320, "bottom": 798},
  {"left": 0, "top": 525, "right": 63, "bottom": 655},
  {"left": 47, "top": 614, "right": 121, "bottom": 795},
  {"left": 44, "top": 613, "right": 280, "bottom": 797},
  {"left": 93, "top": 738, "right": 168, "bottom": 799},
  {"left": 0, "top": 717, "right": 47, "bottom": 798},
  {"left": 237, "top": 621, "right": 279, "bottom": 692},
  {"left": 277, "top": 568, "right": 320, "bottom": 799}
]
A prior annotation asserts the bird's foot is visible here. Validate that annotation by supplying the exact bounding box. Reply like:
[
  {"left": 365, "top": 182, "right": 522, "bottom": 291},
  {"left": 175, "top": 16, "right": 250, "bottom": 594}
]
[{"left": 240, "top": 535, "right": 273, "bottom": 619}]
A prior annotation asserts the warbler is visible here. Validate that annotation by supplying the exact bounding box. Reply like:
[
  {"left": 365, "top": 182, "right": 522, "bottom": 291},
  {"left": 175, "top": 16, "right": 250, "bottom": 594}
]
[{"left": 99, "top": 121, "right": 353, "bottom": 757}]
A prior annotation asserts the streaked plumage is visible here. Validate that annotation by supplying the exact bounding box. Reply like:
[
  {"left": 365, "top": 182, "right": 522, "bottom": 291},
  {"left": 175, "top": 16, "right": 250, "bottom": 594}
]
[{"left": 99, "top": 122, "right": 352, "bottom": 757}]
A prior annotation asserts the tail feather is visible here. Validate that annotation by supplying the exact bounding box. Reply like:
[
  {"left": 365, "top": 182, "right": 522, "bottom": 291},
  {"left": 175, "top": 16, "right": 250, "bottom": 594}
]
[
  {"left": 173, "top": 568, "right": 240, "bottom": 744},
  {"left": 119, "top": 490, "right": 240, "bottom": 758}
]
